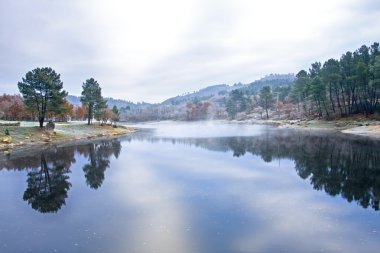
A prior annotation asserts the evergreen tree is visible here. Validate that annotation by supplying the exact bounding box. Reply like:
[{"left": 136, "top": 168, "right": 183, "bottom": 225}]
[
  {"left": 310, "top": 76, "right": 329, "bottom": 118},
  {"left": 111, "top": 105, "right": 120, "bottom": 126},
  {"left": 18, "top": 67, "right": 67, "bottom": 127},
  {"left": 322, "top": 59, "right": 342, "bottom": 115},
  {"left": 290, "top": 43, "right": 380, "bottom": 118},
  {"left": 259, "top": 86, "right": 275, "bottom": 119},
  {"left": 226, "top": 89, "right": 249, "bottom": 118},
  {"left": 80, "top": 78, "right": 107, "bottom": 125},
  {"left": 291, "top": 70, "right": 310, "bottom": 114}
]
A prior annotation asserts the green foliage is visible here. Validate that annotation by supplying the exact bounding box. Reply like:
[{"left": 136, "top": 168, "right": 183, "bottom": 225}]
[
  {"left": 111, "top": 105, "right": 120, "bottom": 125},
  {"left": 4, "top": 128, "right": 9, "bottom": 135},
  {"left": 226, "top": 90, "right": 249, "bottom": 118},
  {"left": 80, "top": 78, "right": 107, "bottom": 125},
  {"left": 291, "top": 70, "right": 310, "bottom": 114},
  {"left": 291, "top": 42, "right": 380, "bottom": 118},
  {"left": 310, "top": 76, "right": 329, "bottom": 117},
  {"left": 17, "top": 67, "right": 67, "bottom": 127},
  {"left": 259, "top": 86, "right": 275, "bottom": 119},
  {"left": 112, "top": 105, "right": 119, "bottom": 117}
]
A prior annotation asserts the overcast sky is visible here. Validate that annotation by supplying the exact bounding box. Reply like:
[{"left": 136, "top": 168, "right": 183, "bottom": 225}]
[{"left": 1, "top": 0, "right": 380, "bottom": 103}]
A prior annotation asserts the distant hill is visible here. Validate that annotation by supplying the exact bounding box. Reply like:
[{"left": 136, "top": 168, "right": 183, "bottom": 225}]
[
  {"left": 258, "top": 73, "right": 295, "bottom": 82},
  {"left": 161, "top": 73, "right": 294, "bottom": 105},
  {"left": 66, "top": 95, "right": 149, "bottom": 109},
  {"left": 243, "top": 73, "right": 295, "bottom": 94},
  {"left": 162, "top": 84, "right": 234, "bottom": 105},
  {"left": 66, "top": 73, "right": 294, "bottom": 110},
  {"left": 66, "top": 95, "right": 81, "bottom": 106}
]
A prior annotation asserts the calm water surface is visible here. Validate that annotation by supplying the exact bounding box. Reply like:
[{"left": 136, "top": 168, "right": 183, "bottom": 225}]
[{"left": 1, "top": 122, "right": 380, "bottom": 253}]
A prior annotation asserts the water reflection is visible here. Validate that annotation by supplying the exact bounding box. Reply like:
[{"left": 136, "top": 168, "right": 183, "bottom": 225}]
[
  {"left": 23, "top": 153, "right": 72, "bottom": 213},
  {"left": 81, "top": 140, "right": 122, "bottom": 189},
  {"left": 0, "top": 125, "right": 380, "bottom": 252},
  {"left": 134, "top": 129, "right": 380, "bottom": 211},
  {"left": 0, "top": 138, "right": 122, "bottom": 213},
  {"left": 1, "top": 128, "right": 380, "bottom": 214}
]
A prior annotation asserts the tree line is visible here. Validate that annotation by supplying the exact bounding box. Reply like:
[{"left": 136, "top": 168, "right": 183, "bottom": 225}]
[
  {"left": 291, "top": 42, "right": 380, "bottom": 118},
  {"left": 0, "top": 67, "right": 120, "bottom": 127},
  {"left": 224, "top": 42, "right": 380, "bottom": 119}
]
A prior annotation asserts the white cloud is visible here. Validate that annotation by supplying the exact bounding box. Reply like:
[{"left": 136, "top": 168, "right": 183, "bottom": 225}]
[{"left": 0, "top": 0, "right": 380, "bottom": 102}]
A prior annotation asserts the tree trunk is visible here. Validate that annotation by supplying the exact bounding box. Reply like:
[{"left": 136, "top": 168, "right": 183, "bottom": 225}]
[
  {"left": 39, "top": 117, "right": 44, "bottom": 128},
  {"left": 339, "top": 83, "right": 347, "bottom": 116},
  {"left": 329, "top": 82, "right": 335, "bottom": 113},
  {"left": 322, "top": 99, "right": 330, "bottom": 119},
  {"left": 334, "top": 88, "right": 343, "bottom": 117},
  {"left": 87, "top": 105, "right": 92, "bottom": 125}
]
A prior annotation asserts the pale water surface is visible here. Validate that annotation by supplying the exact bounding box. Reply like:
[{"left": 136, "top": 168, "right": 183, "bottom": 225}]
[{"left": 1, "top": 122, "right": 380, "bottom": 253}]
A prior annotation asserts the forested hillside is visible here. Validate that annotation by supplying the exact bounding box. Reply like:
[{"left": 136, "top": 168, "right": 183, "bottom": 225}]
[{"left": 118, "top": 74, "right": 294, "bottom": 121}]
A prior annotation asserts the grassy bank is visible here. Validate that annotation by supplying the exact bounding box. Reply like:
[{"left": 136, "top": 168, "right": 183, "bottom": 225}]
[{"left": 0, "top": 121, "right": 135, "bottom": 158}]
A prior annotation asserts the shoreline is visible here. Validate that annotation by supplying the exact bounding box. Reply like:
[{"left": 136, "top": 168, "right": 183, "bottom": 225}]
[
  {"left": 1, "top": 118, "right": 379, "bottom": 160},
  {"left": 0, "top": 122, "right": 135, "bottom": 160},
  {"left": 124, "top": 118, "right": 380, "bottom": 139},
  {"left": 232, "top": 118, "right": 380, "bottom": 139}
]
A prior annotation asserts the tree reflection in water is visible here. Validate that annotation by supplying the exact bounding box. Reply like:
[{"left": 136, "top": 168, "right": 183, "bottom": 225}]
[
  {"left": 81, "top": 139, "right": 121, "bottom": 189},
  {"left": 1, "top": 129, "right": 379, "bottom": 212},
  {"left": 23, "top": 152, "right": 72, "bottom": 213},
  {"left": 149, "top": 130, "right": 380, "bottom": 211},
  {"left": 0, "top": 138, "right": 122, "bottom": 213}
]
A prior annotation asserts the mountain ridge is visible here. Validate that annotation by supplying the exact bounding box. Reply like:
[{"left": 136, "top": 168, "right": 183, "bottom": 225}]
[{"left": 66, "top": 73, "right": 295, "bottom": 108}]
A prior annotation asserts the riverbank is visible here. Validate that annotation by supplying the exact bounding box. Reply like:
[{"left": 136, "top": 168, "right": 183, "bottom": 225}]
[
  {"left": 1, "top": 117, "right": 379, "bottom": 160},
  {"left": 238, "top": 116, "right": 380, "bottom": 139},
  {"left": 0, "top": 121, "right": 135, "bottom": 159}
]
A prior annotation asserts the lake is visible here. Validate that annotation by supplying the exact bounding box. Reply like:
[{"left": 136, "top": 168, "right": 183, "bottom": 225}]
[{"left": 1, "top": 122, "right": 380, "bottom": 253}]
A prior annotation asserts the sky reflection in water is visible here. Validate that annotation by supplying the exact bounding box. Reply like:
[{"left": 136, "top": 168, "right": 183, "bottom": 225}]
[{"left": 1, "top": 122, "right": 380, "bottom": 253}]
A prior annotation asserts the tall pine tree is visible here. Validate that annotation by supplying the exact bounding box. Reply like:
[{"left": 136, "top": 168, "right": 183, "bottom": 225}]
[{"left": 80, "top": 78, "right": 107, "bottom": 125}]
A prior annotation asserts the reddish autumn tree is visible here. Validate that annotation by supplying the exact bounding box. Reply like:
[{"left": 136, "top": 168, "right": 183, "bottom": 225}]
[
  {"left": 58, "top": 100, "right": 74, "bottom": 121},
  {"left": 0, "top": 94, "right": 26, "bottom": 120},
  {"left": 186, "top": 101, "right": 211, "bottom": 120},
  {"left": 73, "top": 105, "right": 86, "bottom": 120}
]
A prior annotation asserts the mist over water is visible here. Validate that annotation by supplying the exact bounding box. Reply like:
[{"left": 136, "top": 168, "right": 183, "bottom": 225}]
[{"left": 126, "top": 121, "right": 266, "bottom": 138}]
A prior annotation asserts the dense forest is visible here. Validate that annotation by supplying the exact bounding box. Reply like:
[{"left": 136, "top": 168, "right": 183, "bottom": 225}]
[
  {"left": 1, "top": 43, "right": 379, "bottom": 122},
  {"left": 292, "top": 42, "right": 380, "bottom": 119}
]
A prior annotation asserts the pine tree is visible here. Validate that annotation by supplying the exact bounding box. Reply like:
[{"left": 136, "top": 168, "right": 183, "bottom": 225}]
[
  {"left": 259, "top": 86, "right": 275, "bottom": 119},
  {"left": 80, "top": 78, "right": 107, "bottom": 125},
  {"left": 18, "top": 67, "right": 67, "bottom": 128}
]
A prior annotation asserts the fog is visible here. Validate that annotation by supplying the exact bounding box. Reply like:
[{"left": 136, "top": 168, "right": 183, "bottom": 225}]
[{"left": 126, "top": 121, "right": 267, "bottom": 138}]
